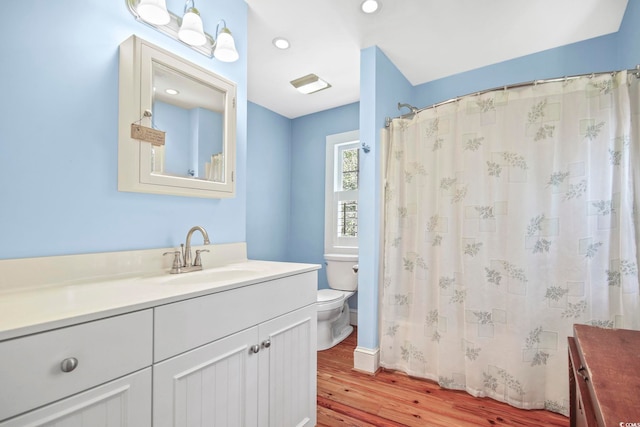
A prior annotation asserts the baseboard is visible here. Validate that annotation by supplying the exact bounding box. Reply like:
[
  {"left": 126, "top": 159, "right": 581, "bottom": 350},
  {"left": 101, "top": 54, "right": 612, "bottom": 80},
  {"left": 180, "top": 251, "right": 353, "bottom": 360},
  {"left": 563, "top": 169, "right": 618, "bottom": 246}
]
[
  {"left": 353, "top": 346, "right": 380, "bottom": 374},
  {"left": 349, "top": 308, "right": 358, "bottom": 326}
]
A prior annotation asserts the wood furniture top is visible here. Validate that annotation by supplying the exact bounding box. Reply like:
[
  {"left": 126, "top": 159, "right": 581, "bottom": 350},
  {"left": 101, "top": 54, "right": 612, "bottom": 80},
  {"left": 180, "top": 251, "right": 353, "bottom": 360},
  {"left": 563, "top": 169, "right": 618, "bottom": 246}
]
[{"left": 573, "top": 324, "right": 640, "bottom": 426}]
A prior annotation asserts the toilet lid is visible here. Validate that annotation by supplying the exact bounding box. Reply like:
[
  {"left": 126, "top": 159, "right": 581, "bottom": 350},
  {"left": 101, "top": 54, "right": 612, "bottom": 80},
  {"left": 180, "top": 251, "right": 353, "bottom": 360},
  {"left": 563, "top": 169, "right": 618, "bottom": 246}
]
[{"left": 317, "top": 289, "right": 345, "bottom": 303}]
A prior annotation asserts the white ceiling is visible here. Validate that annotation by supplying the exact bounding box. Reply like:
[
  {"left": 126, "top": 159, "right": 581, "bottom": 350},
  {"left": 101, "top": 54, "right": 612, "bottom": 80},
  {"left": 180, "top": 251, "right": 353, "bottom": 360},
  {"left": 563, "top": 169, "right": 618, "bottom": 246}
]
[{"left": 246, "top": 0, "right": 629, "bottom": 119}]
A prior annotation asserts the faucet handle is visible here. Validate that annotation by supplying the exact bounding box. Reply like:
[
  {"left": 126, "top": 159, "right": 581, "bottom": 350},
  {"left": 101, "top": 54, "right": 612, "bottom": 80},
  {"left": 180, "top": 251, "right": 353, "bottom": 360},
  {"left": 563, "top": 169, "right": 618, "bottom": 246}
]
[
  {"left": 194, "top": 249, "right": 210, "bottom": 267},
  {"left": 163, "top": 251, "right": 183, "bottom": 274}
]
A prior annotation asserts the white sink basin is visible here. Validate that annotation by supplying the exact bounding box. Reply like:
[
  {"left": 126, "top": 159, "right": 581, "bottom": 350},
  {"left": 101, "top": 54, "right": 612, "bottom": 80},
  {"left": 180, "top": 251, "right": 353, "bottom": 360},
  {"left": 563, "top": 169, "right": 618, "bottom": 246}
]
[{"left": 151, "top": 263, "right": 267, "bottom": 286}]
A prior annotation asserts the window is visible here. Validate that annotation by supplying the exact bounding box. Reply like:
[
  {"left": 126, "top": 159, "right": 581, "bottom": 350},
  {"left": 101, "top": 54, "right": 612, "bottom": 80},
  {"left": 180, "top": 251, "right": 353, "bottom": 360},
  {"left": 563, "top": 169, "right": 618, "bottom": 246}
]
[{"left": 325, "top": 130, "right": 359, "bottom": 254}]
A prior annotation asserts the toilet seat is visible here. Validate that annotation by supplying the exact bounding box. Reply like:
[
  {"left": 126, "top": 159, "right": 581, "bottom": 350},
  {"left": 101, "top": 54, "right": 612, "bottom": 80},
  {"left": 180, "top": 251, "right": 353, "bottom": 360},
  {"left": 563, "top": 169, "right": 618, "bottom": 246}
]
[
  {"left": 317, "top": 289, "right": 345, "bottom": 302},
  {"left": 317, "top": 289, "right": 354, "bottom": 311}
]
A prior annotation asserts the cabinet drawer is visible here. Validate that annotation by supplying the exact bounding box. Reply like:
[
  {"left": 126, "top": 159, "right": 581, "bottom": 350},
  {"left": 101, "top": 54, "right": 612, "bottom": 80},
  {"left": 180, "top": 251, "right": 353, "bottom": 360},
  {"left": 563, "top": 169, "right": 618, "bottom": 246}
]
[
  {"left": 154, "top": 271, "right": 317, "bottom": 362},
  {"left": 0, "top": 368, "right": 152, "bottom": 427},
  {"left": 0, "top": 309, "right": 153, "bottom": 421}
]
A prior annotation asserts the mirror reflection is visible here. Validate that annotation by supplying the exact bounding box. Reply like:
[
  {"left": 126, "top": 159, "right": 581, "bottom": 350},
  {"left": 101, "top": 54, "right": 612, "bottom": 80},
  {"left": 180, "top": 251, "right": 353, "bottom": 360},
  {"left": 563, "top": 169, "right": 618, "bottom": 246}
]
[{"left": 151, "top": 61, "right": 225, "bottom": 182}]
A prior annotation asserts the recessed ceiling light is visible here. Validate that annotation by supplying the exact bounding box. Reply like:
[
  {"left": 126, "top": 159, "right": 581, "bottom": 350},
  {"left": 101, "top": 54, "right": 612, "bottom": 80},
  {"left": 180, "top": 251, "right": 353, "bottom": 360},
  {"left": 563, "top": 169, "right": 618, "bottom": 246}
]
[
  {"left": 361, "top": 0, "right": 380, "bottom": 14},
  {"left": 272, "top": 37, "right": 290, "bottom": 50},
  {"left": 290, "top": 74, "right": 331, "bottom": 94},
  {"left": 165, "top": 88, "right": 179, "bottom": 95}
]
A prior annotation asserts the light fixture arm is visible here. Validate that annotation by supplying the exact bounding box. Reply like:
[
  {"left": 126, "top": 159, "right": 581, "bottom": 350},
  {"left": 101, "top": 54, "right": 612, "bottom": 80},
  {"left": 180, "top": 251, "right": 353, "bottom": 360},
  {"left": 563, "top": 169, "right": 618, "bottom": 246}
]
[
  {"left": 214, "top": 19, "right": 228, "bottom": 47},
  {"left": 183, "top": 0, "right": 197, "bottom": 14}
]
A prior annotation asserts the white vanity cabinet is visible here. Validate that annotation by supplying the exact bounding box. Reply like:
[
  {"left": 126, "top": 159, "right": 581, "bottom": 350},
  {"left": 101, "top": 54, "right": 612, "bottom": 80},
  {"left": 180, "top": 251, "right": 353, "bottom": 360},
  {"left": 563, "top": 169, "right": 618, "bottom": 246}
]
[
  {"left": 0, "top": 310, "right": 153, "bottom": 426},
  {"left": 0, "top": 254, "right": 319, "bottom": 427},
  {"left": 152, "top": 272, "right": 317, "bottom": 427}
]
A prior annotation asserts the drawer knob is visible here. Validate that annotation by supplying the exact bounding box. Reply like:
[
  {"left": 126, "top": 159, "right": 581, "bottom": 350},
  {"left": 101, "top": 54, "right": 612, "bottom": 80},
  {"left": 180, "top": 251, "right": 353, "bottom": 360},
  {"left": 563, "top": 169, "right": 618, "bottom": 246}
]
[
  {"left": 262, "top": 340, "right": 271, "bottom": 349},
  {"left": 249, "top": 344, "right": 260, "bottom": 354},
  {"left": 60, "top": 357, "right": 78, "bottom": 373}
]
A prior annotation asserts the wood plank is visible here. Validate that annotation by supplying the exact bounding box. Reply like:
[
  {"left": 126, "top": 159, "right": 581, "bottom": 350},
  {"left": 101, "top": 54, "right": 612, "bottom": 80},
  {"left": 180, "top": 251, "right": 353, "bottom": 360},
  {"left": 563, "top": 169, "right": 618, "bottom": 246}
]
[
  {"left": 317, "top": 404, "right": 379, "bottom": 427},
  {"left": 317, "top": 327, "right": 569, "bottom": 427}
]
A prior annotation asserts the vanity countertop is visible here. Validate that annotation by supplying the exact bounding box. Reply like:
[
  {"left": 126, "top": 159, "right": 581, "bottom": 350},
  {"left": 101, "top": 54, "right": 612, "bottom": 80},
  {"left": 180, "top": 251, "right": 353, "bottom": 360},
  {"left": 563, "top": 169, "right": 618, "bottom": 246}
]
[{"left": 0, "top": 259, "right": 320, "bottom": 341}]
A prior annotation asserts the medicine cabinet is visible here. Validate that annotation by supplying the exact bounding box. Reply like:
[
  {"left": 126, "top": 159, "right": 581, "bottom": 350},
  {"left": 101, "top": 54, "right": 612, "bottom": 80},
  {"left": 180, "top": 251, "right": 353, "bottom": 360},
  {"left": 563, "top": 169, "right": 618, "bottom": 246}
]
[{"left": 118, "top": 35, "right": 236, "bottom": 198}]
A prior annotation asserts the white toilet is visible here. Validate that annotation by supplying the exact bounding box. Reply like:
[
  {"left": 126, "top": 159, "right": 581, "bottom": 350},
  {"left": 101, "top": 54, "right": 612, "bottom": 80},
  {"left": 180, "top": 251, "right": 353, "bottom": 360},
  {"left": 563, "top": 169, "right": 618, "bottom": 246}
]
[{"left": 317, "top": 253, "right": 358, "bottom": 351}]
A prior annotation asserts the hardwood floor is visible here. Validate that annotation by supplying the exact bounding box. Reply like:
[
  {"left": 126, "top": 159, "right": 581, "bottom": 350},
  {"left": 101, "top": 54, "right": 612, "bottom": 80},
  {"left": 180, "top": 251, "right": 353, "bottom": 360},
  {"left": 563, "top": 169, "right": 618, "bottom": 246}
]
[{"left": 317, "top": 329, "right": 569, "bottom": 427}]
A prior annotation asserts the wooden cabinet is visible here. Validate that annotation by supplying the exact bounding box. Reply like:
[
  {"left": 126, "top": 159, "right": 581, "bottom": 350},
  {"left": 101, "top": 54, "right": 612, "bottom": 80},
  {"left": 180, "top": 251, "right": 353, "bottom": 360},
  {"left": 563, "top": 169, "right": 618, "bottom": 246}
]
[{"left": 568, "top": 324, "right": 640, "bottom": 427}]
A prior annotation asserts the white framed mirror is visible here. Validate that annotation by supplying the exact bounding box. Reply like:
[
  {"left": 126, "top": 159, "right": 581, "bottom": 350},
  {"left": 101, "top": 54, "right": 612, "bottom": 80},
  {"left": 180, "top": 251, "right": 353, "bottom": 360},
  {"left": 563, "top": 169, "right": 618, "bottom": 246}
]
[{"left": 118, "top": 35, "right": 236, "bottom": 198}]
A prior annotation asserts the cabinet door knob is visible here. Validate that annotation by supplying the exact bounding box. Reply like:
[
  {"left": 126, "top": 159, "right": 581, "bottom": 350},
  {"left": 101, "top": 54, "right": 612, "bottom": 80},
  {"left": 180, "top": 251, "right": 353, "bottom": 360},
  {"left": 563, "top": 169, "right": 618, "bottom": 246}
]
[
  {"left": 249, "top": 344, "right": 260, "bottom": 354},
  {"left": 60, "top": 357, "right": 78, "bottom": 373},
  {"left": 262, "top": 340, "right": 271, "bottom": 349}
]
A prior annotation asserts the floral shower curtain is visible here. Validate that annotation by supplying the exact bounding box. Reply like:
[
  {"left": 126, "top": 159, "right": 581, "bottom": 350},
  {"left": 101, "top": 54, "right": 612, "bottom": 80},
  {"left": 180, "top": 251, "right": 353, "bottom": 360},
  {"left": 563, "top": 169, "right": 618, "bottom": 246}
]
[{"left": 380, "top": 71, "right": 640, "bottom": 414}]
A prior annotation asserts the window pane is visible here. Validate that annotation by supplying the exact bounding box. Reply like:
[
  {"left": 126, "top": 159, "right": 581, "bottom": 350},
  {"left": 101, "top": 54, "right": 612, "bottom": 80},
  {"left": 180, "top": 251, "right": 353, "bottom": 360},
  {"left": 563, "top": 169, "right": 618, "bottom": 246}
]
[
  {"left": 338, "top": 200, "right": 358, "bottom": 237},
  {"left": 342, "top": 172, "right": 357, "bottom": 191},
  {"left": 340, "top": 148, "right": 359, "bottom": 191}
]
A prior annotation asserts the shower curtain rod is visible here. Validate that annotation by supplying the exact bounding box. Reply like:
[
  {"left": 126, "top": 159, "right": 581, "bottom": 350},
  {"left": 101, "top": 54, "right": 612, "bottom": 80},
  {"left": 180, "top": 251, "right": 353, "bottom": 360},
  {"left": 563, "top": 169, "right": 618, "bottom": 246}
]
[{"left": 385, "top": 66, "right": 640, "bottom": 127}]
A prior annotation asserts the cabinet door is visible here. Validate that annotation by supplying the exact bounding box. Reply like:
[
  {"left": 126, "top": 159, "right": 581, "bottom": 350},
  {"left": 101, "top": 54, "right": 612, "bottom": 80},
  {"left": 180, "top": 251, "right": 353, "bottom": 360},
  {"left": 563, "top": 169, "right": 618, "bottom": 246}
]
[
  {"left": 153, "top": 326, "right": 259, "bottom": 427},
  {"left": 0, "top": 368, "right": 151, "bottom": 427},
  {"left": 258, "top": 304, "right": 317, "bottom": 427}
]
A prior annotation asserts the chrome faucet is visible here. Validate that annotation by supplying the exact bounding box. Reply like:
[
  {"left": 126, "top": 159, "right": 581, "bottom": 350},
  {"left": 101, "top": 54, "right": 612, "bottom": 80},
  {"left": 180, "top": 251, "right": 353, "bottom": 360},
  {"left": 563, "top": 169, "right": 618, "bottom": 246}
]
[
  {"left": 164, "top": 226, "right": 211, "bottom": 274},
  {"left": 183, "top": 226, "right": 210, "bottom": 268}
]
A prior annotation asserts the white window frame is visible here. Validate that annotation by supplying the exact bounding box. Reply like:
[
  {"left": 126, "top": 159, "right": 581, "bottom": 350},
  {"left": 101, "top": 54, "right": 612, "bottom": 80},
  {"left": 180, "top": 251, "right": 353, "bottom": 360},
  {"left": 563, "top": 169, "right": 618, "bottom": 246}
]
[{"left": 324, "top": 130, "right": 359, "bottom": 255}]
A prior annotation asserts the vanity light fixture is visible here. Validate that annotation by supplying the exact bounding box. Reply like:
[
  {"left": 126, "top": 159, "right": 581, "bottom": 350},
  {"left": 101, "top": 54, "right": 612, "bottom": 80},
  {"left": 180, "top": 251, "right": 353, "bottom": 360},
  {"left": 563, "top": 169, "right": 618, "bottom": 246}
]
[
  {"left": 290, "top": 73, "right": 331, "bottom": 94},
  {"left": 272, "top": 37, "right": 290, "bottom": 50},
  {"left": 361, "top": 0, "right": 380, "bottom": 14},
  {"left": 126, "top": 0, "right": 239, "bottom": 61}
]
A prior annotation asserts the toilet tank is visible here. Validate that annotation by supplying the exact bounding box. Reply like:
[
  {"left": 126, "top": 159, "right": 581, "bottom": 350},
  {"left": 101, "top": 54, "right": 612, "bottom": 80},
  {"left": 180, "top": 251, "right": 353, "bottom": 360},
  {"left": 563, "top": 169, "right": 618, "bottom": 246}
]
[{"left": 324, "top": 253, "right": 358, "bottom": 291}]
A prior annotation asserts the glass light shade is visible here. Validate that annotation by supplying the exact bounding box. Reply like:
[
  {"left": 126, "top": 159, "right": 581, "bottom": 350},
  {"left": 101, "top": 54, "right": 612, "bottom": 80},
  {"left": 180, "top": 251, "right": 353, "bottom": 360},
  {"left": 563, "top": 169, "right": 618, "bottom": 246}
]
[
  {"left": 137, "top": 0, "right": 171, "bottom": 25},
  {"left": 178, "top": 8, "right": 207, "bottom": 46},
  {"left": 214, "top": 28, "right": 239, "bottom": 62}
]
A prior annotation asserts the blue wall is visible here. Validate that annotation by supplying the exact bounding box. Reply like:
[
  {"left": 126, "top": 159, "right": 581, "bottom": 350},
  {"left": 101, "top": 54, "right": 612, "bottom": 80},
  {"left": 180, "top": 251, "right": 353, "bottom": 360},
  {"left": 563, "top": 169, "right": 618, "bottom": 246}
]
[
  {"left": 358, "top": 47, "right": 413, "bottom": 349},
  {"left": 246, "top": 102, "right": 292, "bottom": 262},
  {"left": 246, "top": 101, "right": 361, "bottom": 302},
  {"left": 0, "top": 0, "right": 247, "bottom": 259},
  {"left": 413, "top": 33, "right": 619, "bottom": 108},
  {"left": 154, "top": 101, "right": 191, "bottom": 176},
  {"left": 289, "top": 103, "right": 360, "bottom": 291},
  {"left": 197, "top": 108, "right": 224, "bottom": 179},
  {"left": 618, "top": 0, "right": 640, "bottom": 68}
]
